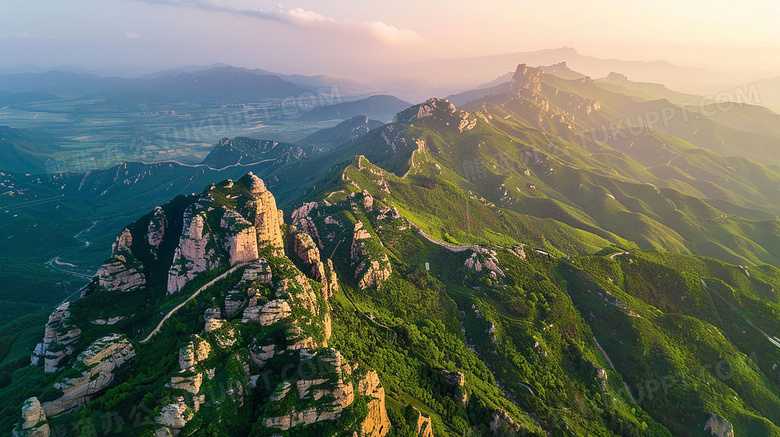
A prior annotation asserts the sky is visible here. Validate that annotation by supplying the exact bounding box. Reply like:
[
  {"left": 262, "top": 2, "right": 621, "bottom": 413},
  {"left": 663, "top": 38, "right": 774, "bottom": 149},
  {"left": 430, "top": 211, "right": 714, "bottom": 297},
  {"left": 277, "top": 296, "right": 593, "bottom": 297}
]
[{"left": 1, "top": 0, "right": 780, "bottom": 79}]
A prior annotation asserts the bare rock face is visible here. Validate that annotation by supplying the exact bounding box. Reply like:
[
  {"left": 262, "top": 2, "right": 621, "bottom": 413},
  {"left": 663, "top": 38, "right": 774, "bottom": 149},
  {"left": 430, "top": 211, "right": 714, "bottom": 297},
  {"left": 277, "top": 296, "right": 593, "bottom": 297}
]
[
  {"left": 415, "top": 407, "right": 434, "bottom": 437},
  {"left": 290, "top": 228, "right": 339, "bottom": 298},
  {"left": 362, "top": 191, "right": 374, "bottom": 212},
  {"left": 289, "top": 204, "right": 342, "bottom": 298},
  {"left": 510, "top": 64, "right": 543, "bottom": 96},
  {"left": 245, "top": 172, "right": 285, "bottom": 253},
  {"left": 242, "top": 299, "right": 292, "bottom": 325},
  {"left": 12, "top": 397, "right": 50, "bottom": 437},
  {"left": 221, "top": 209, "right": 260, "bottom": 265},
  {"left": 359, "top": 370, "right": 391, "bottom": 437},
  {"left": 704, "top": 413, "right": 734, "bottom": 437},
  {"left": 357, "top": 257, "right": 393, "bottom": 290},
  {"left": 262, "top": 350, "right": 387, "bottom": 434},
  {"left": 464, "top": 248, "right": 505, "bottom": 279},
  {"left": 97, "top": 228, "right": 146, "bottom": 292},
  {"left": 167, "top": 174, "right": 285, "bottom": 294},
  {"left": 31, "top": 302, "right": 81, "bottom": 373},
  {"left": 393, "top": 98, "right": 458, "bottom": 124},
  {"left": 167, "top": 210, "right": 218, "bottom": 295},
  {"left": 292, "top": 230, "right": 325, "bottom": 281},
  {"left": 490, "top": 409, "right": 520, "bottom": 436},
  {"left": 41, "top": 334, "right": 136, "bottom": 418},
  {"left": 178, "top": 336, "right": 212, "bottom": 370},
  {"left": 156, "top": 397, "right": 193, "bottom": 430},
  {"left": 241, "top": 258, "right": 272, "bottom": 283},
  {"left": 147, "top": 206, "right": 167, "bottom": 258},
  {"left": 291, "top": 202, "right": 321, "bottom": 246}
]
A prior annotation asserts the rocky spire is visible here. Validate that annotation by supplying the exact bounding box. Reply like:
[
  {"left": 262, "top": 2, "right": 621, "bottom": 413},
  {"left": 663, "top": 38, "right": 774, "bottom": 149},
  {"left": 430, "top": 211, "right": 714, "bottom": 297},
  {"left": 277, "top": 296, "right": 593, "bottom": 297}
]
[{"left": 509, "top": 63, "right": 543, "bottom": 96}]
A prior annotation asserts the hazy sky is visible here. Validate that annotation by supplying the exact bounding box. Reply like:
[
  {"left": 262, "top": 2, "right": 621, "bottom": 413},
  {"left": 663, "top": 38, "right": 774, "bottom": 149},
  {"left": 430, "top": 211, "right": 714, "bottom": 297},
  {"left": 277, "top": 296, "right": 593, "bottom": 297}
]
[{"left": 2, "top": 0, "right": 779, "bottom": 78}]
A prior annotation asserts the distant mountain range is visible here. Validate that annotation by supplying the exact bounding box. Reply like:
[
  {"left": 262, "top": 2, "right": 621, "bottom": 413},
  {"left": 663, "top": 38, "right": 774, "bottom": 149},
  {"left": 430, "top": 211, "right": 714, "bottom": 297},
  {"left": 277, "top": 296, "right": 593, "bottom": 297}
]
[
  {"left": 7, "top": 61, "right": 780, "bottom": 436},
  {"left": 299, "top": 95, "right": 411, "bottom": 122},
  {"left": 0, "top": 65, "right": 375, "bottom": 105}
]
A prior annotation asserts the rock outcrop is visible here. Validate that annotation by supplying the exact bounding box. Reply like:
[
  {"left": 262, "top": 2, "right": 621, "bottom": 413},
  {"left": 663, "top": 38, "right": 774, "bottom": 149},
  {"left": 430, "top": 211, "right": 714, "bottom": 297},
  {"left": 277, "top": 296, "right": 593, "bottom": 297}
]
[
  {"left": 490, "top": 409, "right": 520, "bottom": 435},
  {"left": 510, "top": 64, "right": 543, "bottom": 96},
  {"left": 288, "top": 204, "right": 340, "bottom": 298},
  {"left": 167, "top": 210, "right": 218, "bottom": 294},
  {"left": 97, "top": 228, "right": 146, "bottom": 292},
  {"left": 31, "top": 302, "right": 81, "bottom": 373},
  {"left": 167, "top": 174, "right": 284, "bottom": 294},
  {"left": 359, "top": 370, "right": 391, "bottom": 437},
  {"left": 146, "top": 206, "right": 167, "bottom": 258},
  {"left": 221, "top": 209, "right": 259, "bottom": 265},
  {"left": 41, "top": 334, "right": 136, "bottom": 417},
  {"left": 704, "top": 413, "right": 734, "bottom": 437},
  {"left": 245, "top": 173, "right": 284, "bottom": 253},
  {"left": 12, "top": 398, "right": 49, "bottom": 437},
  {"left": 22, "top": 173, "right": 390, "bottom": 437},
  {"left": 464, "top": 248, "right": 505, "bottom": 279},
  {"left": 155, "top": 397, "right": 193, "bottom": 431},
  {"left": 262, "top": 351, "right": 389, "bottom": 437},
  {"left": 415, "top": 408, "right": 434, "bottom": 437},
  {"left": 350, "top": 221, "right": 392, "bottom": 290},
  {"left": 242, "top": 299, "right": 292, "bottom": 325}
]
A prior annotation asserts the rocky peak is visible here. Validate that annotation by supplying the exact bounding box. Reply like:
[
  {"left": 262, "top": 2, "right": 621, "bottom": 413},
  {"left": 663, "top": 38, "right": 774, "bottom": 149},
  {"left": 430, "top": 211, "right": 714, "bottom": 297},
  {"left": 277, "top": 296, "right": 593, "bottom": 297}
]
[
  {"left": 146, "top": 206, "right": 167, "bottom": 251},
  {"left": 12, "top": 397, "right": 49, "bottom": 437},
  {"left": 31, "top": 302, "right": 81, "bottom": 373},
  {"left": 392, "top": 98, "right": 458, "bottom": 124},
  {"left": 167, "top": 173, "right": 284, "bottom": 294},
  {"left": 509, "top": 64, "right": 543, "bottom": 96},
  {"left": 243, "top": 171, "right": 266, "bottom": 195},
  {"left": 601, "top": 71, "right": 629, "bottom": 85}
]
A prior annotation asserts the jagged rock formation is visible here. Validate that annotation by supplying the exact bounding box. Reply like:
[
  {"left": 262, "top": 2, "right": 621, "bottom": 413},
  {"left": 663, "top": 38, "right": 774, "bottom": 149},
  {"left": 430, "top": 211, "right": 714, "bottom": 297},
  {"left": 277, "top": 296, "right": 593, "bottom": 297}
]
[
  {"left": 289, "top": 203, "right": 340, "bottom": 298},
  {"left": 156, "top": 398, "right": 193, "bottom": 432},
  {"left": 97, "top": 228, "right": 146, "bottom": 292},
  {"left": 167, "top": 210, "right": 219, "bottom": 294},
  {"left": 359, "top": 370, "right": 391, "bottom": 437},
  {"left": 12, "top": 398, "right": 49, "bottom": 437},
  {"left": 262, "top": 350, "right": 389, "bottom": 437},
  {"left": 393, "top": 98, "right": 478, "bottom": 135},
  {"left": 510, "top": 64, "right": 543, "bottom": 96},
  {"left": 246, "top": 173, "right": 285, "bottom": 252},
  {"left": 167, "top": 173, "right": 284, "bottom": 294},
  {"left": 31, "top": 302, "right": 81, "bottom": 373},
  {"left": 41, "top": 334, "right": 135, "bottom": 417},
  {"left": 146, "top": 206, "right": 167, "bottom": 258},
  {"left": 464, "top": 248, "right": 505, "bottom": 279},
  {"left": 23, "top": 173, "right": 390, "bottom": 437},
  {"left": 413, "top": 407, "right": 434, "bottom": 437}
]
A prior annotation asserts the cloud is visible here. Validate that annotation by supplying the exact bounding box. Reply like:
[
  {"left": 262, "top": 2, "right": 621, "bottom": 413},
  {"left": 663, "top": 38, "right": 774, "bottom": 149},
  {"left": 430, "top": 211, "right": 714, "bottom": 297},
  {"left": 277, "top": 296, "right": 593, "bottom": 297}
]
[
  {"left": 126, "top": 0, "right": 421, "bottom": 45},
  {"left": 125, "top": 33, "right": 141, "bottom": 39}
]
